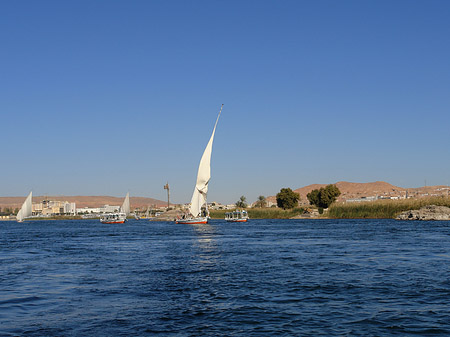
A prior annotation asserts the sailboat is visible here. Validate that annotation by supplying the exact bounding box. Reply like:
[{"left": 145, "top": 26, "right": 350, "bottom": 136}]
[
  {"left": 17, "top": 191, "right": 33, "bottom": 222},
  {"left": 176, "top": 105, "right": 223, "bottom": 224},
  {"left": 121, "top": 192, "right": 130, "bottom": 216},
  {"left": 141, "top": 206, "right": 150, "bottom": 220},
  {"left": 100, "top": 192, "right": 130, "bottom": 224}
]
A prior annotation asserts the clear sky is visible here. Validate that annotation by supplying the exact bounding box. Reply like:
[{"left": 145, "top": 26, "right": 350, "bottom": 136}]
[{"left": 1, "top": 0, "right": 449, "bottom": 204}]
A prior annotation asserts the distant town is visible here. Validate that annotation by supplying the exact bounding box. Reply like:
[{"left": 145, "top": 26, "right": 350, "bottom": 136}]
[{"left": 0, "top": 197, "right": 246, "bottom": 220}]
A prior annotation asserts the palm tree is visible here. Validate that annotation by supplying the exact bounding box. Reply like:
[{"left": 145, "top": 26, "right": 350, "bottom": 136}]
[
  {"left": 255, "top": 195, "right": 267, "bottom": 208},
  {"left": 235, "top": 196, "right": 247, "bottom": 208}
]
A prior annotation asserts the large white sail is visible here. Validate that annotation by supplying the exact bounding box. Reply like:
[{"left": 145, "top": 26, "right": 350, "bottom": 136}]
[
  {"left": 189, "top": 105, "right": 222, "bottom": 217},
  {"left": 121, "top": 192, "right": 130, "bottom": 216},
  {"left": 17, "top": 191, "right": 32, "bottom": 222}
]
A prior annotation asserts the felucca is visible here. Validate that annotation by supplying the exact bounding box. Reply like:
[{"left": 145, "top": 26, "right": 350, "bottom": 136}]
[
  {"left": 100, "top": 192, "right": 130, "bottom": 224},
  {"left": 17, "top": 191, "right": 32, "bottom": 222},
  {"left": 176, "top": 105, "right": 223, "bottom": 224}
]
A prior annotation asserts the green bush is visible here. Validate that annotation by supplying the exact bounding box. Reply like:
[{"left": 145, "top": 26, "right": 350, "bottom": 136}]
[{"left": 276, "top": 188, "right": 300, "bottom": 209}]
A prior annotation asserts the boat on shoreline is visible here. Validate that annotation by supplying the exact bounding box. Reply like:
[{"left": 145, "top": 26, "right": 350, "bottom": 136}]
[
  {"left": 176, "top": 105, "right": 223, "bottom": 225},
  {"left": 225, "top": 209, "right": 249, "bottom": 222},
  {"left": 100, "top": 192, "right": 130, "bottom": 224}
]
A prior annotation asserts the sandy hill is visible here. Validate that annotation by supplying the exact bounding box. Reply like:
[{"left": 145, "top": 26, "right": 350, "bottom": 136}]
[
  {"left": 267, "top": 181, "right": 448, "bottom": 205},
  {"left": 0, "top": 196, "right": 166, "bottom": 210},
  {"left": 297, "top": 181, "right": 402, "bottom": 200}
]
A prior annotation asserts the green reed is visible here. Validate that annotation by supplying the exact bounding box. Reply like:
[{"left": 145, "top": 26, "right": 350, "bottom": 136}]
[
  {"left": 328, "top": 196, "right": 450, "bottom": 219},
  {"left": 210, "top": 207, "right": 304, "bottom": 219}
]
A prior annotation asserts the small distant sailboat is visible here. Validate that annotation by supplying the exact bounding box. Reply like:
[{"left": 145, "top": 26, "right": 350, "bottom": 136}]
[
  {"left": 141, "top": 206, "right": 151, "bottom": 220},
  {"left": 17, "top": 191, "right": 33, "bottom": 222},
  {"left": 176, "top": 105, "right": 223, "bottom": 224},
  {"left": 121, "top": 192, "right": 130, "bottom": 216},
  {"left": 100, "top": 192, "right": 130, "bottom": 224}
]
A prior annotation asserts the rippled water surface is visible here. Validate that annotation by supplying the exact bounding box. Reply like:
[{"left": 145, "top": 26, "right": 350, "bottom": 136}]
[{"left": 1, "top": 219, "right": 449, "bottom": 336}]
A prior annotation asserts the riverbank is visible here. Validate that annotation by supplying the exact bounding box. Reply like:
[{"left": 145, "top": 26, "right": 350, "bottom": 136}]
[
  {"left": 3, "top": 197, "right": 450, "bottom": 221},
  {"left": 210, "top": 197, "right": 450, "bottom": 220}
]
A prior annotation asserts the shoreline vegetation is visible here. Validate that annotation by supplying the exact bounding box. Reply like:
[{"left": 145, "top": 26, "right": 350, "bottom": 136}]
[
  {"left": 210, "top": 208, "right": 306, "bottom": 220},
  {"left": 212, "top": 196, "right": 450, "bottom": 220},
  {"left": 327, "top": 196, "right": 450, "bottom": 219}
]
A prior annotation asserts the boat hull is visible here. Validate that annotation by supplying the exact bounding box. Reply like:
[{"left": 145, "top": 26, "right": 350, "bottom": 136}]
[
  {"left": 100, "top": 212, "right": 127, "bottom": 224},
  {"left": 225, "top": 219, "right": 248, "bottom": 222},
  {"left": 100, "top": 220, "right": 126, "bottom": 224},
  {"left": 176, "top": 217, "right": 208, "bottom": 224}
]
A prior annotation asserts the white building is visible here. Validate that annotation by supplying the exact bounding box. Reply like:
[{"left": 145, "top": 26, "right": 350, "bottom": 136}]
[
  {"left": 76, "top": 207, "right": 101, "bottom": 214},
  {"left": 346, "top": 196, "right": 378, "bottom": 203},
  {"left": 64, "top": 202, "right": 77, "bottom": 215},
  {"left": 100, "top": 205, "right": 120, "bottom": 213},
  {"left": 33, "top": 200, "right": 77, "bottom": 215},
  {"left": 76, "top": 205, "right": 120, "bottom": 214}
]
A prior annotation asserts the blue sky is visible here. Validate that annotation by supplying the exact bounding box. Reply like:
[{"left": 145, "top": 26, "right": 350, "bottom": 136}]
[{"left": 1, "top": 0, "right": 449, "bottom": 204}]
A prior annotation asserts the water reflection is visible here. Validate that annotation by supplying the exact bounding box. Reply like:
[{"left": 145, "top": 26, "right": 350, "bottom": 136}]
[{"left": 190, "top": 223, "right": 220, "bottom": 267}]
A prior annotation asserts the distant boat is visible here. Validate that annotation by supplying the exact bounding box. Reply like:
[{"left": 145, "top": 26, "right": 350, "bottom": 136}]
[
  {"left": 141, "top": 206, "right": 152, "bottom": 220},
  {"left": 121, "top": 192, "right": 130, "bottom": 216},
  {"left": 225, "top": 209, "right": 249, "bottom": 222},
  {"left": 99, "top": 212, "right": 127, "bottom": 224},
  {"left": 16, "top": 191, "right": 33, "bottom": 222},
  {"left": 100, "top": 192, "right": 130, "bottom": 224},
  {"left": 176, "top": 105, "right": 223, "bottom": 224},
  {"left": 144, "top": 206, "right": 150, "bottom": 219}
]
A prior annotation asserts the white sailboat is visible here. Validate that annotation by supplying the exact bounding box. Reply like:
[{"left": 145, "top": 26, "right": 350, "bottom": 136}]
[
  {"left": 176, "top": 105, "right": 223, "bottom": 224},
  {"left": 121, "top": 192, "right": 130, "bottom": 216},
  {"left": 17, "top": 191, "right": 33, "bottom": 222},
  {"left": 100, "top": 192, "right": 129, "bottom": 224}
]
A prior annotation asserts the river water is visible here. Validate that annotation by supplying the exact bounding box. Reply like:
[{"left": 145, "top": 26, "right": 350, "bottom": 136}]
[{"left": 1, "top": 219, "right": 449, "bottom": 336}]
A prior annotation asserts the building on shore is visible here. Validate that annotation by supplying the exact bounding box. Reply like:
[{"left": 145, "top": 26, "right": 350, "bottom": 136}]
[
  {"left": 76, "top": 204, "right": 120, "bottom": 215},
  {"left": 346, "top": 196, "right": 379, "bottom": 203},
  {"left": 32, "top": 200, "right": 77, "bottom": 216}
]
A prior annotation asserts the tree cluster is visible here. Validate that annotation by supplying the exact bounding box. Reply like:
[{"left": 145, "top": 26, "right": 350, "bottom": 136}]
[
  {"left": 0, "top": 207, "right": 18, "bottom": 215},
  {"left": 276, "top": 188, "right": 300, "bottom": 210},
  {"left": 307, "top": 184, "right": 341, "bottom": 209}
]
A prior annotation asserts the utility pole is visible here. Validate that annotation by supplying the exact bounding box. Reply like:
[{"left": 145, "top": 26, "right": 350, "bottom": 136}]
[{"left": 164, "top": 182, "right": 170, "bottom": 209}]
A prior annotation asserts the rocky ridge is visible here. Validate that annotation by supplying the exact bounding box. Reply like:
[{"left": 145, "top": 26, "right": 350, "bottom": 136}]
[{"left": 396, "top": 205, "right": 450, "bottom": 221}]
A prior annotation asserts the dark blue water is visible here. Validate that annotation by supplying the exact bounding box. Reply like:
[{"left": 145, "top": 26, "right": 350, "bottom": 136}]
[{"left": 1, "top": 219, "right": 449, "bottom": 336}]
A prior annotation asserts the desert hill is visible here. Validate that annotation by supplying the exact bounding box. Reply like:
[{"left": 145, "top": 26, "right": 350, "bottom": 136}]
[
  {"left": 0, "top": 195, "right": 167, "bottom": 210},
  {"left": 267, "top": 181, "right": 449, "bottom": 205},
  {"left": 295, "top": 181, "right": 401, "bottom": 201}
]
